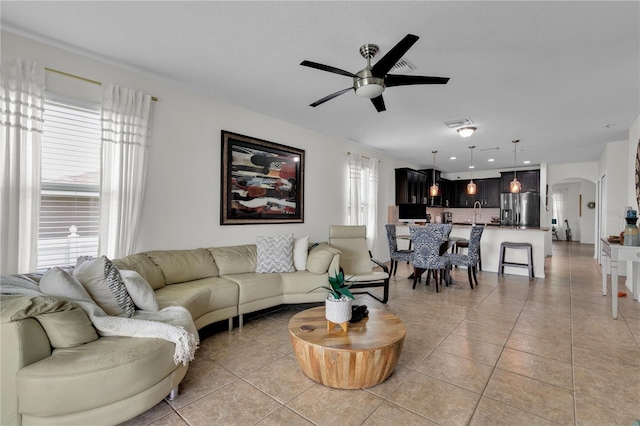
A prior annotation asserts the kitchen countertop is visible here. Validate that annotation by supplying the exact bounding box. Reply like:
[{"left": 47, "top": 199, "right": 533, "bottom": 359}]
[{"left": 451, "top": 223, "right": 549, "bottom": 231}]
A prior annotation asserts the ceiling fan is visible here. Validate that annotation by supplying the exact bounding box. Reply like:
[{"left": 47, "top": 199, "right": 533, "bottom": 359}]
[{"left": 300, "top": 34, "right": 450, "bottom": 112}]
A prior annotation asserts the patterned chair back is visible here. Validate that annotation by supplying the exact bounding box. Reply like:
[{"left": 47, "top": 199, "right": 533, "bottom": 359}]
[
  {"left": 467, "top": 226, "right": 484, "bottom": 263},
  {"left": 423, "top": 223, "right": 452, "bottom": 240},
  {"left": 385, "top": 224, "right": 399, "bottom": 254},
  {"left": 409, "top": 226, "right": 446, "bottom": 269}
]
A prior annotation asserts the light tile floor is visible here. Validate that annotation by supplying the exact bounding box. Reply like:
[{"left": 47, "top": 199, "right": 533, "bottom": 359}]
[{"left": 122, "top": 242, "right": 640, "bottom": 426}]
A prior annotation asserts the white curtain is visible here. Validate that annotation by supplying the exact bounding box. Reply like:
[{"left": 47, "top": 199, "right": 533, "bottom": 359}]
[
  {"left": 0, "top": 56, "right": 45, "bottom": 274},
  {"left": 99, "top": 84, "right": 152, "bottom": 259},
  {"left": 347, "top": 153, "right": 379, "bottom": 258}
]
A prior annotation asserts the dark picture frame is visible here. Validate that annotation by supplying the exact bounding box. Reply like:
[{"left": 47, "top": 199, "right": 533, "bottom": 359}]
[{"left": 220, "top": 131, "right": 304, "bottom": 225}]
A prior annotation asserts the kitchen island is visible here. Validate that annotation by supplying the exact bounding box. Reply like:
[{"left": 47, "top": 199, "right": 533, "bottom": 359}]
[{"left": 396, "top": 224, "right": 548, "bottom": 279}]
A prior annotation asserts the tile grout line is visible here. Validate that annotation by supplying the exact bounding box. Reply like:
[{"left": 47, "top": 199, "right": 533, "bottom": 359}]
[{"left": 568, "top": 242, "right": 578, "bottom": 426}]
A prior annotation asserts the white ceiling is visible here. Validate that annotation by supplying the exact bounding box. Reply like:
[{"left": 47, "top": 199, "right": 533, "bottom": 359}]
[{"left": 2, "top": 1, "right": 638, "bottom": 173}]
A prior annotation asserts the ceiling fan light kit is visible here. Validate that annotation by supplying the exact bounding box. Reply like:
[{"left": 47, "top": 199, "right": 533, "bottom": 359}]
[
  {"left": 301, "top": 34, "right": 450, "bottom": 112},
  {"left": 457, "top": 127, "right": 476, "bottom": 138},
  {"left": 510, "top": 139, "right": 522, "bottom": 193}
]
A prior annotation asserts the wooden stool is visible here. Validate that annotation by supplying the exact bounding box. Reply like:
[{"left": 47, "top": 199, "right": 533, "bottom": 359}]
[
  {"left": 454, "top": 239, "right": 482, "bottom": 271},
  {"left": 498, "top": 242, "right": 534, "bottom": 279}
]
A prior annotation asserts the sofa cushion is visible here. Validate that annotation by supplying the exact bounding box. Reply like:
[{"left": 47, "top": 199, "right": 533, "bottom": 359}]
[
  {"left": 154, "top": 277, "right": 239, "bottom": 323},
  {"left": 221, "top": 272, "right": 283, "bottom": 306},
  {"left": 36, "top": 309, "right": 99, "bottom": 349},
  {"left": 120, "top": 270, "right": 159, "bottom": 312},
  {"left": 112, "top": 253, "right": 166, "bottom": 290},
  {"left": 146, "top": 248, "right": 219, "bottom": 284},
  {"left": 73, "top": 256, "right": 136, "bottom": 318},
  {"left": 16, "top": 336, "right": 178, "bottom": 418},
  {"left": 39, "top": 267, "right": 93, "bottom": 302},
  {"left": 280, "top": 270, "right": 331, "bottom": 296},
  {"left": 306, "top": 243, "right": 341, "bottom": 274},
  {"left": 208, "top": 245, "right": 257, "bottom": 275},
  {"left": 255, "top": 234, "right": 295, "bottom": 273},
  {"left": 293, "top": 235, "right": 310, "bottom": 271}
]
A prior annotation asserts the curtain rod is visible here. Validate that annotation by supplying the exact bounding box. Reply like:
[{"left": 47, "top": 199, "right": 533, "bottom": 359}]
[
  {"left": 44, "top": 67, "right": 158, "bottom": 102},
  {"left": 347, "top": 152, "right": 380, "bottom": 162}
]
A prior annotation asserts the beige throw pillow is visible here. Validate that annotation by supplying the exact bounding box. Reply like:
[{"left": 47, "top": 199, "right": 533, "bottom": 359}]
[
  {"left": 306, "top": 243, "right": 341, "bottom": 274},
  {"left": 120, "top": 270, "right": 160, "bottom": 312},
  {"left": 73, "top": 256, "right": 136, "bottom": 317},
  {"left": 293, "top": 236, "right": 309, "bottom": 271}
]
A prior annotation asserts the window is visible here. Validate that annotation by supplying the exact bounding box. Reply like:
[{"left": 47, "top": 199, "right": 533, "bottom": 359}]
[
  {"left": 37, "top": 94, "right": 101, "bottom": 269},
  {"left": 347, "top": 154, "right": 379, "bottom": 257}
]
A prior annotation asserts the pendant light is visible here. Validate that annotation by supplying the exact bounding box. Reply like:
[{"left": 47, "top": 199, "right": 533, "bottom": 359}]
[
  {"left": 429, "top": 150, "right": 439, "bottom": 197},
  {"left": 467, "top": 146, "right": 477, "bottom": 195},
  {"left": 510, "top": 139, "right": 522, "bottom": 193}
]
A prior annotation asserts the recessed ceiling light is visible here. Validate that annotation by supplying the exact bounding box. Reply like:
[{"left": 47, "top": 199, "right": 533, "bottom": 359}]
[
  {"left": 469, "top": 165, "right": 475, "bottom": 169},
  {"left": 488, "top": 158, "right": 495, "bottom": 162},
  {"left": 450, "top": 156, "right": 456, "bottom": 160},
  {"left": 523, "top": 160, "right": 531, "bottom": 164}
]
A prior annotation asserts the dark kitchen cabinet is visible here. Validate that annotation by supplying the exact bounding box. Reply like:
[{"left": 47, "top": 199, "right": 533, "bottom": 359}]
[
  {"left": 395, "top": 168, "right": 429, "bottom": 204},
  {"left": 420, "top": 168, "right": 450, "bottom": 207},
  {"left": 454, "top": 180, "right": 472, "bottom": 207},
  {"left": 479, "top": 178, "right": 501, "bottom": 207},
  {"left": 440, "top": 178, "right": 453, "bottom": 208},
  {"left": 500, "top": 170, "right": 540, "bottom": 193},
  {"left": 453, "top": 178, "right": 501, "bottom": 208}
]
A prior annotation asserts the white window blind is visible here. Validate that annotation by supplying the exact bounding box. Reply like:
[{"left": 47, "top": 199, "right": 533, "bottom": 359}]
[{"left": 38, "top": 94, "right": 101, "bottom": 269}]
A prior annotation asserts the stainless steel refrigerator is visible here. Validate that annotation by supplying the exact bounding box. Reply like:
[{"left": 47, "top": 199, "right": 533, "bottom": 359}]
[{"left": 500, "top": 192, "right": 540, "bottom": 227}]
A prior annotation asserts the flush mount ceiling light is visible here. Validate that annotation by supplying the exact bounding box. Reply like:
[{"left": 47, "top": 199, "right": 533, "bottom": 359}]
[
  {"left": 430, "top": 151, "right": 439, "bottom": 197},
  {"left": 467, "top": 146, "right": 477, "bottom": 195},
  {"left": 510, "top": 139, "right": 522, "bottom": 193},
  {"left": 457, "top": 127, "right": 476, "bottom": 138}
]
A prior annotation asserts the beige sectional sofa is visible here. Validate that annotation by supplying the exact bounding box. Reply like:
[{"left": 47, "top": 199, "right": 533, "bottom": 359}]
[{"left": 1, "top": 243, "right": 340, "bottom": 426}]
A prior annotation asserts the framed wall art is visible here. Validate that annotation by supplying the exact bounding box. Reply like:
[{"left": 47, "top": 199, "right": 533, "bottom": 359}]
[{"left": 220, "top": 131, "right": 304, "bottom": 225}]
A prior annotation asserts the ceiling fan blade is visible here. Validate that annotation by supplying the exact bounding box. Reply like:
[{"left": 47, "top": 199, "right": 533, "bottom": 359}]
[
  {"left": 310, "top": 87, "right": 353, "bottom": 107},
  {"left": 371, "top": 34, "right": 419, "bottom": 78},
  {"left": 385, "top": 74, "right": 450, "bottom": 87},
  {"left": 300, "top": 60, "right": 356, "bottom": 78},
  {"left": 371, "top": 95, "right": 386, "bottom": 112}
]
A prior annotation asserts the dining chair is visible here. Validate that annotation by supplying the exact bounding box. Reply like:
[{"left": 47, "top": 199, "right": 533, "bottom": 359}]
[
  {"left": 409, "top": 225, "right": 451, "bottom": 293},
  {"left": 385, "top": 224, "right": 413, "bottom": 276},
  {"left": 445, "top": 225, "right": 484, "bottom": 289}
]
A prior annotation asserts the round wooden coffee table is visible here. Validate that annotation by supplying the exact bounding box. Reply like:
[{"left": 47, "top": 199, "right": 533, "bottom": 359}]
[{"left": 288, "top": 306, "right": 406, "bottom": 389}]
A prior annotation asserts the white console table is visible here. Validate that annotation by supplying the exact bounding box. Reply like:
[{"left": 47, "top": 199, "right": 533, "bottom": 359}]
[{"left": 600, "top": 238, "right": 640, "bottom": 319}]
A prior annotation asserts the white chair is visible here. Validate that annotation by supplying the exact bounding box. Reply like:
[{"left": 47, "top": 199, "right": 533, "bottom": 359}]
[{"left": 329, "top": 225, "right": 390, "bottom": 303}]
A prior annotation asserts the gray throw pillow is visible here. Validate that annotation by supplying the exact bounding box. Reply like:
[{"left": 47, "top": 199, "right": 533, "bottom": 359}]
[{"left": 255, "top": 234, "right": 295, "bottom": 273}]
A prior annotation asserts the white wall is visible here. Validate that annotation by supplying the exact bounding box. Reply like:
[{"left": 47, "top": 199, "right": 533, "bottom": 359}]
[
  {"left": 2, "top": 31, "right": 415, "bottom": 261},
  {"left": 580, "top": 180, "right": 597, "bottom": 244},
  {"left": 602, "top": 141, "right": 630, "bottom": 238}
]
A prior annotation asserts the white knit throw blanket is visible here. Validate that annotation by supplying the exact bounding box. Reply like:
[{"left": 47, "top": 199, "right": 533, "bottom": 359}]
[{"left": 1, "top": 276, "right": 199, "bottom": 365}]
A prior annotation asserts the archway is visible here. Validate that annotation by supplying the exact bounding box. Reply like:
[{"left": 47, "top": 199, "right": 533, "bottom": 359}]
[{"left": 550, "top": 178, "right": 597, "bottom": 244}]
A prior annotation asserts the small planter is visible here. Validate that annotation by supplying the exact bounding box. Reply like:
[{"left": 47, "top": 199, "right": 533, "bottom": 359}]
[{"left": 325, "top": 296, "right": 352, "bottom": 331}]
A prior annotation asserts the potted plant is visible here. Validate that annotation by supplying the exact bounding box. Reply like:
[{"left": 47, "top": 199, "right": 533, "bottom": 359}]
[{"left": 310, "top": 271, "right": 355, "bottom": 325}]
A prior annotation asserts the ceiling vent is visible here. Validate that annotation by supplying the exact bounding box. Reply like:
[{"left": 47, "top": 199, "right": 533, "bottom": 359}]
[
  {"left": 444, "top": 118, "right": 474, "bottom": 128},
  {"left": 389, "top": 58, "right": 415, "bottom": 74}
]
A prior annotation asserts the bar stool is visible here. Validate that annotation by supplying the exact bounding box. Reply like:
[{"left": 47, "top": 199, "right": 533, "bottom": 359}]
[
  {"left": 498, "top": 242, "right": 534, "bottom": 279},
  {"left": 454, "top": 239, "right": 482, "bottom": 271}
]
